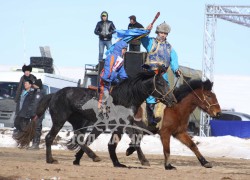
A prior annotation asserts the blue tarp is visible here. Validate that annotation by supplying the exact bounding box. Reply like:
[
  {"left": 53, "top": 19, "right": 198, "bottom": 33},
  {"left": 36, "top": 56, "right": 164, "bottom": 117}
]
[{"left": 210, "top": 120, "right": 250, "bottom": 138}]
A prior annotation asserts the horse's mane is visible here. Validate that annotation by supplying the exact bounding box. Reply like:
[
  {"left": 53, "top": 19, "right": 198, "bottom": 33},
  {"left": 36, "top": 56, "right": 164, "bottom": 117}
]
[
  {"left": 173, "top": 79, "right": 213, "bottom": 103},
  {"left": 111, "top": 71, "right": 155, "bottom": 106}
]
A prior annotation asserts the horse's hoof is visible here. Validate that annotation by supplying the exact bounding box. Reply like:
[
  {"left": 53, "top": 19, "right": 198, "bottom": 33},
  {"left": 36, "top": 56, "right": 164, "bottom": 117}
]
[
  {"left": 92, "top": 156, "right": 101, "bottom": 162},
  {"left": 141, "top": 160, "right": 150, "bottom": 166},
  {"left": 114, "top": 163, "right": 127, "bottom": 168},
  {"left": 165, "top": 164, "right": 177, "bottom": 170},
  {"left": 73, "top": 160, "right": 80, "bottom": 165},
  {"left": 203, "top": 162, "right": 213, "bottom": 168},
  {"left": 47, "top": 159, "right": 59, "bottom": 164},
  {"left": 126, "top": 147, "right": 136, "bottom": 156}
]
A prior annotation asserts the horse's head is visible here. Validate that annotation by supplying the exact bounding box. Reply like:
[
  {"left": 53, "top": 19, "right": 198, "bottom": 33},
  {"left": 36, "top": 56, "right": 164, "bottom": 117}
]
[
  {"left": 174, "top": 79, "right": 221, "bottom": 118},
  {"left": 195, "top": 79, "right": 221, "bottom": 118},
  {"left": 112, "top": 65, "right": 174, "bottom": 107},
  {"left": 147, "top": 65, "right": 176, "bottom": 106}
]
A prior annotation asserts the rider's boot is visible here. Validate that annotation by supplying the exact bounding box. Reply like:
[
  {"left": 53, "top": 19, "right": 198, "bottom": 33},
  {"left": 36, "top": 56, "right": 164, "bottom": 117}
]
[
  {"left": 98, "top": 106, "right": 105, "bottom": 120},
  {"left": 154, "top": 103, "right": 165, "bottom": 122},
  {"left": 146, "top": 103, "right": 161, "bottom": 125}
]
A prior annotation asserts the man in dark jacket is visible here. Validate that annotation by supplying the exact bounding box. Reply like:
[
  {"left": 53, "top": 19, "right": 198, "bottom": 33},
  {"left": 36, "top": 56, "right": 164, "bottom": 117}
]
[
  {"left": 15, "top": 64, "right": 37, "bottom": 112},
  {"left": 94, "top": 11, "right": 116, "bottom": 61},
  {"left": 28, "top": 79, "right": 45, "bottom": 150},
  {"left": 13, "top": 79, "right": 35, "bottom": 133},
  {"left": 128, "top": 15, "right": 144, "bottom": 52}
]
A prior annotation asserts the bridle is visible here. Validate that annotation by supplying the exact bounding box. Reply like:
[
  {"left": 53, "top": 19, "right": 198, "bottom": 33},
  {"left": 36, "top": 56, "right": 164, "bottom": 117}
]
[
  {"left": 150, "top": 74, "right": 177, "bottom": 103},
  {"left": 182, "top": 78, "right": 219, "bottom": 111}
]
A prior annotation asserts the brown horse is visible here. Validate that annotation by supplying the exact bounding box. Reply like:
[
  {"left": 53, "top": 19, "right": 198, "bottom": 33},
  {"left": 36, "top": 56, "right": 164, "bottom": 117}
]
[{"left": 127, "top": 79, "right": 221, "bottom": 170}]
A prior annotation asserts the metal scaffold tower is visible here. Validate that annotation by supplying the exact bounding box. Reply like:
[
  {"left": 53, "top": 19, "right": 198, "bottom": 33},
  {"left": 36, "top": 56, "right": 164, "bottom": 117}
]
[{"left": 200, "top": 5, "right": 250, "bottom": 136}]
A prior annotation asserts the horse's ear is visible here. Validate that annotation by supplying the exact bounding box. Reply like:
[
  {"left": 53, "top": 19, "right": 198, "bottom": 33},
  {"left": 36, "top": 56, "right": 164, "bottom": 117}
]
[{"left": 203, "top": 79, "right": 213, "bottom": 91}]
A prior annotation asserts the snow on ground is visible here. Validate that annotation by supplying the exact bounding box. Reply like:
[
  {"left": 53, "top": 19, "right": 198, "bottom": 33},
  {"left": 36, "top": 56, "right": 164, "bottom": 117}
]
[{"left": 1, "top": 128, "right": 249, "bottom": 160}]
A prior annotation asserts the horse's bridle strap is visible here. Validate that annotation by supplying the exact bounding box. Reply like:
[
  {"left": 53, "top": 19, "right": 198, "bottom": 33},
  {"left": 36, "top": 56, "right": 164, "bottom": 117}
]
[
  {"left": 150, "top": 74, "right": 178, "bottom": 103},
  {"left": 182, "top": 78, "right": 218, "bottom": 111}
]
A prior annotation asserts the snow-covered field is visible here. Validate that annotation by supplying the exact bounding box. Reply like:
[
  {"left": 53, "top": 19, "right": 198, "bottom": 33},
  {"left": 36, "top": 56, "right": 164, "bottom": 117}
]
[{"left": 0, "top": 128, "right": 249, "bottom": 160}]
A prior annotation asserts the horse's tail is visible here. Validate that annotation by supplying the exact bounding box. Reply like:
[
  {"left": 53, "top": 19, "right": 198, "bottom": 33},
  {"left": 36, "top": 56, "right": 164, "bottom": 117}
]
[
  {"left": 13, "top": 93, "right": 54, "bottom": 148},
  {"left": 13, "top": 116, "right": 38, "bottom": 148},
  {"left": 36, "top": 93, "right": 54, "bottom": 117}
]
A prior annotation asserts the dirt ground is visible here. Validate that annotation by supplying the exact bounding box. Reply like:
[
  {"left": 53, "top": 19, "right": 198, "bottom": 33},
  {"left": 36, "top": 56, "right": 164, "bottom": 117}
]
[{"left": 0, "top": 148, "right": 249, "bottom": 180}]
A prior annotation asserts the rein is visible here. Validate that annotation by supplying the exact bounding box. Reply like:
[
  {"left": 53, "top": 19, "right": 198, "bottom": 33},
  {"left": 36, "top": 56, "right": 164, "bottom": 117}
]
[
  {"left": 150, "top": 74, "right": 179, "bottom": 103},
  {"left": 182, "top": 78, "right": 218, "bottom": 110}
]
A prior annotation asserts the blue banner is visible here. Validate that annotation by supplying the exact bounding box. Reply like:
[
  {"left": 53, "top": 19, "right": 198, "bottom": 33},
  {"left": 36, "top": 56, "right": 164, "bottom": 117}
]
[{"left": 210, "top": 120, "right": 250, "bottom": 138}]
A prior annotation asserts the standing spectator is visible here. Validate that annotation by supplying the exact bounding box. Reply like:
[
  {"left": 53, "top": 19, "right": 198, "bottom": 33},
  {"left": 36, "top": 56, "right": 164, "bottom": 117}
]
[
  {"left": 14, "top": 65, "right": 36, "bottom": 112},
  {"left": 13, "top": 79, "right": 35, "bottom": 133},
  {"left": 128, "top": 15, "right": 144, "bottom": 52},
  {"left": 28, "top": 79, "right": 45, "bottom": 150},
  {"left": 94, "top": 11, "right": 116, "bottom": 62}
]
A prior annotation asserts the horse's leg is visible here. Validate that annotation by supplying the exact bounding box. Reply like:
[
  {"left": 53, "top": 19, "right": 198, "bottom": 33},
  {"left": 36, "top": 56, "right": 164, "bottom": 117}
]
[
  {"left": 135, "top": 146, "right": 150, "bottom": 166},
  {"left": 160, "top": 130, "right": 176, "bottom": 170},
  {"left": 128, "top": 133, "right": 150, "bottom": 166},
  {"left": 108, "top": 130, "right": 126, "bottom": 167},
  {"left": 67, "top": 115, "right": 91, "bottom": 165},
  {"left": 72, "top": 128, "right": 90, "bottom": 165},
  {"left": 126, "top": 119, "right": 151, "bottom": 166},
  {"left": 45, "top": 123, "right": 64, "bottom": 164},
  {"left": 126, "top": 106, "right": 145, "bottom": 157},
  {"left": 175, "top": 132, "right": 212, "bottom": 168},
  {"left": 73, "top": 126, "right": 104, "bottom": 165}
]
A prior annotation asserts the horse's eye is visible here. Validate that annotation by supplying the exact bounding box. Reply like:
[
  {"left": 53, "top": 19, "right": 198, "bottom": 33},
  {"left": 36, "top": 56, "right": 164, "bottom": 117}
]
[{"left": 206, "top": 94, "right": 211, "bottom": 98}]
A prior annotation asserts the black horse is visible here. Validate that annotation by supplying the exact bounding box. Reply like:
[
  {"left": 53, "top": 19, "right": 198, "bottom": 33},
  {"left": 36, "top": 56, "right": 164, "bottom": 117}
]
[{"left": 16, "top": 67, "right": 175, "bottom": 167}]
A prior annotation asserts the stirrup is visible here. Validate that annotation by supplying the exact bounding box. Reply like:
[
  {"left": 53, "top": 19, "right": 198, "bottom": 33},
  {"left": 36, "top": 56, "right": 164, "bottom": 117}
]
[{"left": 154, "top": 117, "right": 161, "bottom": 123}]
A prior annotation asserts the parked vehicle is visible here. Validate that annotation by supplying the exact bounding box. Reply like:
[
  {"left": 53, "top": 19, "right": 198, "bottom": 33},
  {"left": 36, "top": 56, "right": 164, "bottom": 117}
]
[
  {"left": 0, "top": 68, "right": 78, "bottom": 128},
  {"left": 212, "top": 111, "right": 250, "bottom": 121}
]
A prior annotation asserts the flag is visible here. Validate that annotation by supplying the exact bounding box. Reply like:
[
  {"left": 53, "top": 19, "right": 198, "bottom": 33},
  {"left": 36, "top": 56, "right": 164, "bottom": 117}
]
[{"left": 105, "top": 28, "right": 150, "bottom": 56}]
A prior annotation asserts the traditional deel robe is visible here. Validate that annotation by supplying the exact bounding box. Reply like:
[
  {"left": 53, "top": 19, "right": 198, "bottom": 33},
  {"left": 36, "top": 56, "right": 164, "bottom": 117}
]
[
  {"left": 99, "top": 40, "right": 128, "bottom": 107},
  {"left": 141, "top": 36, "right": 179, "bottom": 103}
]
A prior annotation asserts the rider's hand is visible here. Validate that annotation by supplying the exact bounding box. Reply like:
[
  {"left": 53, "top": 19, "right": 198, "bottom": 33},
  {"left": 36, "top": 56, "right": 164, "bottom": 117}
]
[
  {"left": 146, "top": 24, "right": 153, "bottom": 30},
  {"left": 175, "top": 69, "right": 181, "bottom": 78}
]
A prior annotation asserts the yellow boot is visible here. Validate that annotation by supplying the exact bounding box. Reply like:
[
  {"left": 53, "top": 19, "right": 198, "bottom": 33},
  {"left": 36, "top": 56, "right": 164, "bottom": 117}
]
[{"left": 154, "top": 102, "right": 166, "bottom": 128}]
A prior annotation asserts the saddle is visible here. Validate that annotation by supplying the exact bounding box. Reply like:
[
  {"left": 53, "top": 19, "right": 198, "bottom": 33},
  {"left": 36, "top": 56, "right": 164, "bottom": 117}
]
[{"left": 88, "top": 85, "right": 98, "bottom": 91}]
